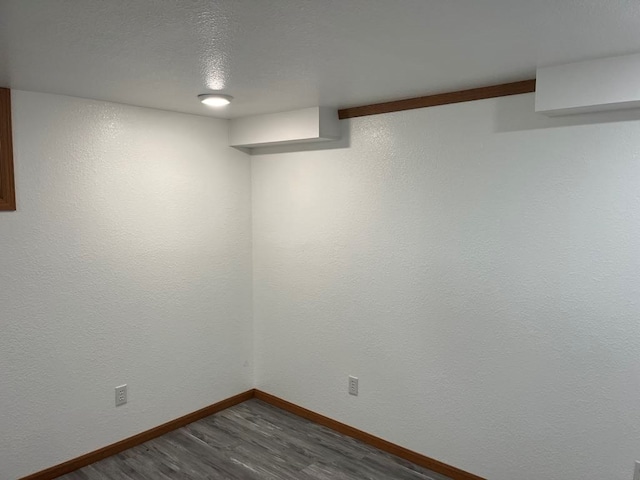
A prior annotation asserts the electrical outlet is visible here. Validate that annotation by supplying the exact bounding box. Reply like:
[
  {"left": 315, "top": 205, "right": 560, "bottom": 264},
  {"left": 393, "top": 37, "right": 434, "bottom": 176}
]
[
  {"left": 634, "top": 461, "right": 640, "bottom": 480},
  {"left": 115, "top": 385, "right": 127, "bottom": 407},
  {"left": 348, "top": 376, "right": 358, "bottom": 396}
]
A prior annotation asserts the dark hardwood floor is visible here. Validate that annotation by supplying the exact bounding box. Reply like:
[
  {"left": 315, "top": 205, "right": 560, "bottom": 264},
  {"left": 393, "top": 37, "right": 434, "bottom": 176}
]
[{"left": 58, "top": 399, "right": 451, "bottom": 480}]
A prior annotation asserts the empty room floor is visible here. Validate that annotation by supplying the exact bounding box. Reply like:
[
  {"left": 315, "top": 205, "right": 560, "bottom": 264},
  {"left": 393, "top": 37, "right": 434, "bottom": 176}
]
[{"left": 58, "top": 399, "right": 451, "bottom": 480}]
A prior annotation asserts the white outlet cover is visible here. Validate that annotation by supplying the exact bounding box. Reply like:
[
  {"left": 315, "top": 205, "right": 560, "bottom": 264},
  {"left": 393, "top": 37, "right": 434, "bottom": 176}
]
[
  {"left": 115, "top": 384, "right": 127, "bottom": 407},
  {"left": 634, "top": 461, "right": 640, "bottom": 480},
  {"left": 348, "top": 376, "right": 358, "bottom": 396}
]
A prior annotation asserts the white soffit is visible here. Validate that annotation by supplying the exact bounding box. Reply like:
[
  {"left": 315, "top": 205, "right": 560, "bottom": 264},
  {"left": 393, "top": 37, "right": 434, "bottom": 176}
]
[
  {"left": 229, "top": 107, "right": 340, "bottom": 148},
  {"left": 536, "top": 53, "right": 640, "bottom": 116}
]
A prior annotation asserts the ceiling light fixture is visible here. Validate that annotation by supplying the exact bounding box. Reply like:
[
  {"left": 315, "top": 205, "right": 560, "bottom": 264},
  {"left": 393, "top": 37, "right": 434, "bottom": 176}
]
[{"left": 198, "top": 93, "right": 233, "bottom": 107}]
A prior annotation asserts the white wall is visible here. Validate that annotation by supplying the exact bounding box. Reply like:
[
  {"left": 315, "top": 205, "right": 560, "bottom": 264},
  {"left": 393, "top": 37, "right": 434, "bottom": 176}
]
[
  {"left": 5, "top": 89, "right": 640, "bottom": 480},
  {"left": 252, "top": 93, "right": 640, "bottom": 480},
  {"left": 0, "top": 91, "right": 253, "bottom": 480}
]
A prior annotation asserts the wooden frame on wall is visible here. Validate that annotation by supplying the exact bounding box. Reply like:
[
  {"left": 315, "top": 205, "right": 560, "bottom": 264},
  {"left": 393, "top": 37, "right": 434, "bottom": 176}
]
[{"left": 0, "top": 87, "right": 16, "bottom": 211}]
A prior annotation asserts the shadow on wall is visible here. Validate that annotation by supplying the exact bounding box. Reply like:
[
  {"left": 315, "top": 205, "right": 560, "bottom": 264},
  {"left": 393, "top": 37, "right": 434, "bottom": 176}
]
[
  {"left": 493, "top": 93, "right": 640, "bottom": 133},
  {"left": 248, "top": 120, "right": 352, "bottom": 156}
]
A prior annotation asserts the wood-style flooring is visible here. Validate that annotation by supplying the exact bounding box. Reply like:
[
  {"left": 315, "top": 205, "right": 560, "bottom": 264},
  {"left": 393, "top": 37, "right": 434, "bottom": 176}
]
[{"left": 59, "top": 399, "right": 451, "bottom": 480}]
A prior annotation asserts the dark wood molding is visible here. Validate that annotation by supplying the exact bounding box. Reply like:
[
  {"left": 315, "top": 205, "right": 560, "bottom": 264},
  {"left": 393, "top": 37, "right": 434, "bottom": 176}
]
[
  {"left": 19, "top": 390, "right": 255, "bottom": 480},
  {"left": 21, "top": 388, "right": 484, "bottom": 480},
  {"left": 255, "top": 390, "right": 486, "bottom": 480},
  {"left": 0, "top": 87, "right": 16, "bottom": 211},
  {"left": 338, "top": 79, "right": 536, "bottom": 119}
]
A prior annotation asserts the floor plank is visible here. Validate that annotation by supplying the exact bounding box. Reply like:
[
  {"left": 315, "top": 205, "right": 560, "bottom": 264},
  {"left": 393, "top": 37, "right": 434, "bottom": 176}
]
[{"left": 58, "top": 399, "right": 451, "bottom": 480}]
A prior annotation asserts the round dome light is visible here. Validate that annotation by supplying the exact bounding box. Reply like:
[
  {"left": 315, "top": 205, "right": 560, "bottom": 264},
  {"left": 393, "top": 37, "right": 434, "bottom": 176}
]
[{"left": 198, "top": 93, "right": 233, "bottom": 107}]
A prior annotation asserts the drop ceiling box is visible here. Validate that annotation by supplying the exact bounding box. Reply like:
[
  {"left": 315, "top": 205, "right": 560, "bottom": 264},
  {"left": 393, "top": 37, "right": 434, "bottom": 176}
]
[
  {"left": 536, "top": 53, "right": 640, "bottom": 116},
  {"left": 229, "top": 107, "right": 340, "bottom": 148}
]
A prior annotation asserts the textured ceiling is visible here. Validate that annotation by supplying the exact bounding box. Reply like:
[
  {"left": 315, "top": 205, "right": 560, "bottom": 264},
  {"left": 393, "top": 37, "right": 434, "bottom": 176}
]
[{"left": 1, "top": 0, "right": 640, "bottom": 118}]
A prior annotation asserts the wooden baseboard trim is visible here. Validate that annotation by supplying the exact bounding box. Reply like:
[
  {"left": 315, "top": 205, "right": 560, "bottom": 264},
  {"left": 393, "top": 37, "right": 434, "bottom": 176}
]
[
  {"left": 19, "top": 389, "right": 255, "bottom": 480},
  {"left": 254, "top": 390, "right": 485, "bottom": 480},
  {"left": 338, "top": 79, "right": 536, "bottom": 119},
  {"left": 22, "top": 388, "right": 483, "bottom": 480}
]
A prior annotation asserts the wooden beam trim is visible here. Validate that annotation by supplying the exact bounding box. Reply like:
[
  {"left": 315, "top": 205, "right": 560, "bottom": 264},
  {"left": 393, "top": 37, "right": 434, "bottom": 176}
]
[
  {"left": 254, "top": 390, "right": 486, "bottom": 480},
  {"left": 19, "top": 390, "right": 255, "bottom": 480},
  {"left": 338, "top": 79, "right": 536, "bottom": 119},
  {"left": 0, "top": 87, "right": 16, "bottom": 211}
]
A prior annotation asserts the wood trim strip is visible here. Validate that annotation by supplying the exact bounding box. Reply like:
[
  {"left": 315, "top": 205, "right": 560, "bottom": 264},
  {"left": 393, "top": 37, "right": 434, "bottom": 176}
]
[
  {"left": 0, "top": 87, "right": 16, "bottom": 211},
  {"left": 22, "top": 388, "right": 483, "bottom": 480},
  {"left": 255, "top": 390, "right": 486, "bottom": 480},
  {"left": 338, "top": 79, "right": 536, "bottom": 119},
  {"left": 19, "top": 390, "right": 255, "bottom": 480}
]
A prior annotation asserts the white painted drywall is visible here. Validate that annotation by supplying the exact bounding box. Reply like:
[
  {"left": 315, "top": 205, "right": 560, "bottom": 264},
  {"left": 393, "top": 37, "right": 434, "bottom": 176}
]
[
  {"left": 253, "top": 93, "right": 640, "bottom": 480},
  {"left": 6, "top": 88, "right": 640, "bottom": 480},
  {"left": 0, "top": 91, "right": 253, "bottom": 480},
  {"left": 4, "top": 0, "right": 640, "bottom": 119},
  {"left": 536, "top": 53, "right": 640, "bottom": 116},
  {"left": 229, "top": 107, "right": 340, "bottom": 148}
]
